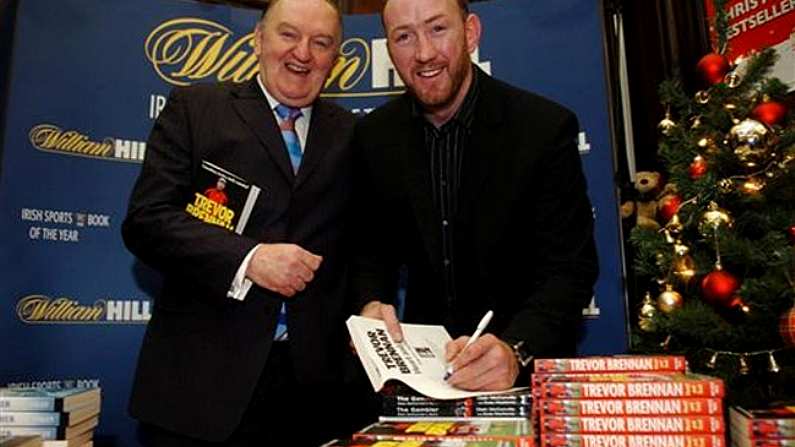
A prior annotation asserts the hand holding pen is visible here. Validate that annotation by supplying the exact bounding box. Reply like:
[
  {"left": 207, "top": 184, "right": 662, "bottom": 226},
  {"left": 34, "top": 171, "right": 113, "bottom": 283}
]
[
  {"left": 443, "top": 310, "right": 521, "bottom": 391},
  {"left": 444, "top": 310, "right": 493, "bottom": 380}
]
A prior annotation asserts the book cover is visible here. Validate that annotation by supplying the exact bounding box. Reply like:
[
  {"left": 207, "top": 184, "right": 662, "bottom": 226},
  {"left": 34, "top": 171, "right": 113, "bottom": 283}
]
[
  {"left": 730, "top": 439, "right": 795, "bottom": 447},
  {"left": 0, "top": 436, "right": 42, "bottom": 447},
  {"left": 537, "top": 398, "right": 722, "bottom": 416},
  {"left": 0, "top": 417, "right": 97, "bottom": 441},
  {"left": 0, "top": 389, "right": 100, "bottom": 413},
  {"left": 532, "top": 373, "right": 724, "bottom": 399},
  {"left": 184, "top": 160, "right": 261, "bottom": 234},
  {"left": 1, "top": 401, "right": 100, "bottom": 427},
  {"left": 382, "top": 387, "right": 533, "bottom": 406},
  {"left": 730, "top": 407, "right": 795, "bottom": 438},
  {"left": 354, "top": 420, "right": 533, "bottom": 447},
  {"left": 347, "top": 316, "right": 525, "bottom": 400},
  {"left": 539, "top": 415, "right": 725, "bottom": 434},
  {"left": 540, "top": 433, "right": 726, "bottom": 447},
  {"left": 384, "top": 404, "right": 531, "bottom": 419},
  {"left": 534, "top": 356, "right": 687, "bottom": 374},
  {"left": 39, "top": 430, "right": 92, "bottom": 447},
  {"left": 379, "top": 417, "right": 530, "bottom": 423},
  {"left": 322, "top": 438, "right": 518, "bottom": 446}
]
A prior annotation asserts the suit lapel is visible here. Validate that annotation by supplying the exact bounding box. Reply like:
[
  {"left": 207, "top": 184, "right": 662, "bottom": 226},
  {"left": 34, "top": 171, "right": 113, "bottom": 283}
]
[
  {"left": 231, "top": 79, "right": 294, "bottom": 183},
  {"left": 458, "top": 71, "right": 505, "bottom": 225},
  {"left": 295, "top": 100, "right": 335, "bottom": 190}
]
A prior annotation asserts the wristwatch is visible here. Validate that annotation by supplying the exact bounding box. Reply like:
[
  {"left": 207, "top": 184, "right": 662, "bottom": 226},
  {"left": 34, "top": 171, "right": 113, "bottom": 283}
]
[{"left": 508, "top": 339, "right": 533, "bottom": 368}]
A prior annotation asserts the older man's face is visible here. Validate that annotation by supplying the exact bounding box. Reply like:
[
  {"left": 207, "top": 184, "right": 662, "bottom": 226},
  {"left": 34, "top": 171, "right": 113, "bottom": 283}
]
[{"left": 254, "top": 0, "right": 340, "bottom": 107}]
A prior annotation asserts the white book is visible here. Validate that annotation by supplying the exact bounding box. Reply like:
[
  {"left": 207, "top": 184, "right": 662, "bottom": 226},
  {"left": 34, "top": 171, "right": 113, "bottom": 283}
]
[{"left": 346, "top": 315, "right": 525, "bottom": 400}]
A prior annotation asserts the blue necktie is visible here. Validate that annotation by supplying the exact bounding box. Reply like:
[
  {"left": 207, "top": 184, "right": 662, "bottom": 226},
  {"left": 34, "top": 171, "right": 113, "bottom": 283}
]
[
  {"left": 272, "top": 104, "right": 303, "bottom": 341},
  {"left": 275, "top": 104, "right": 303, "bottom": 174}
]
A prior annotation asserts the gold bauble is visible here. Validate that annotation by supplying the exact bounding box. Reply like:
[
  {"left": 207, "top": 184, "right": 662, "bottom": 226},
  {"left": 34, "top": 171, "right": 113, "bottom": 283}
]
[
  {"left": 657, "top": 284, "right": 684, "bottom": 314},
  {"left": 672, "top": 254, "right": 696, "bottom": 285},
  {"left": 658, "top": 111, "right": 678, "bottom": 136},
  {"left": 638, "top": 292, "right": 657, "bottom": 332},
  {"left": 698, "top": 201, "right": 733, "bottom": 237},
  {"left": 729, "top": 119, "right": 771, "bottom": 169}
]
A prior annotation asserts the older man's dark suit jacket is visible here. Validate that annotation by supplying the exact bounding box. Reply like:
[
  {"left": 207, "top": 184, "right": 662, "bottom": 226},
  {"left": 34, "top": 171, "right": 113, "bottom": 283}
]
[
  {"left": 351, "top": 67, "right": 599, "bottom": 373},
  {"left": 122, "top": 79, "right": 355, "bottom": 441}
]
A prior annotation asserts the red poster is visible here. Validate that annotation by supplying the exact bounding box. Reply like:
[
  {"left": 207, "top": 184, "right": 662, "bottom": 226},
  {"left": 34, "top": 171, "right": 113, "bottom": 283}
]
[{"left": 705, "top": 0, "right": 794, "bottom": 57}]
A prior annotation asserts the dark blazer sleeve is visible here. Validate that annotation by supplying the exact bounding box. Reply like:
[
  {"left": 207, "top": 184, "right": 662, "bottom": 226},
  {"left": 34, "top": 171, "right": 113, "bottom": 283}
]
[
  {"left": 499, "top": 109, "right": 599, "bottom": 357},
  {"left": 122, "top": 86, "right": 259, "bottom": 300},
  {"left": 348, "top": 123, "right": 401, "bottom": 313}
]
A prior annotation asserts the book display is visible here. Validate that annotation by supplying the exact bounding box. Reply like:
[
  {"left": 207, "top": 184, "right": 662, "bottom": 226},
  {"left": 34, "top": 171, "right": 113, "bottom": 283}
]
[
  {"left": 0, "top": 388, "right": 100, "bottom": 447},
  {"left": 380, "top": 385, "right": 533, "bottom": 421},
  {"left": 531, "top": 356, "right": 727, "bottom": 447}
]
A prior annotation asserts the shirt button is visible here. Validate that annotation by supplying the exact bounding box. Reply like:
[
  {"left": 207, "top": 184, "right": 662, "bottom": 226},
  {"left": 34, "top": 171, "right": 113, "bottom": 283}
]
[
  {"left": 444, "top": 259, "right": 451, "bottom": 266},
  {"left": 442, "top": 220, "right": 449, "bottom": 226}
]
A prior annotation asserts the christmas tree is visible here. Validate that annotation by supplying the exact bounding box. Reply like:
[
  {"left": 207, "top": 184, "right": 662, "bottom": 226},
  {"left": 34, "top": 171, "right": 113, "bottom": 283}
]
[{"left": 629, "top": 0, "right": 795, "bottom": 407}]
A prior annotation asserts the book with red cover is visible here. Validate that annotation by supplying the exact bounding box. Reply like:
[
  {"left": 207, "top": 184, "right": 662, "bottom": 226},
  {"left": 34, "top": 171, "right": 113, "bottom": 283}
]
[
  {"left": 323, "top": 438, "right": 520, "bottom": 446},
  {"left": 532, "top": 373, "right": 724, "bottom": 399},
  {"left": 538, "top": 398, "right": 722, "bottom": 416},
  {"left": 730, "top": 406, "right": 795, "bottom": 439},
  {"left": 540, "top": 433, "right": 726, "bottom": 447},
  {"left": 539, "top": 415, "right": 725, "bottom": 434},
  {"left": 534, "top": 357, "right": 687, "bottom": 374},
  {"left": 353, "top": 420, "right": 534, "bottom": 447}
]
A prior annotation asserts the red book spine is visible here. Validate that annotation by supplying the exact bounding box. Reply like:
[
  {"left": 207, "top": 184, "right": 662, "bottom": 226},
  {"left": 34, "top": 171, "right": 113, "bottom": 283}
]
[
  {"left": 534, "top": 380, "right": 724, "bottom": 399},
  {"left": 539, "top": 415, "right": 725, "bottom": 434},
  {"left": 540, "top": 433, "right": 726, "bottom": 447},
  {"left": 538, "top": 398, "right": 723, "bottom": 416},
  {"left": 534, "top": 357, "right": 687, "bottom": 374}
]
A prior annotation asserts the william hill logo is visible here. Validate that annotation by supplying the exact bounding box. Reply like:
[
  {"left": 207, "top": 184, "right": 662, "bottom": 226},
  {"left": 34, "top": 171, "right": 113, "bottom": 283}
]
[
  {"left": 145, "top": 18, "right": 497, "bottom": 95},
  {"left": 16, "top": 295, "right": 151, "bottom": 324},
  {"left": 29, "top": 124, "right": 146, "bottom": 163}
]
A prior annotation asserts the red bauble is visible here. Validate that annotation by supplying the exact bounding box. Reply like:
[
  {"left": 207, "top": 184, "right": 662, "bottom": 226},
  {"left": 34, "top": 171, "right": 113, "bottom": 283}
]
[
  {"left": 752, "top": 101, "right": 788, "bottom": 126},
  {"left": 701, "top": 269, "right": 740, "bottom": 306},
  {"left": 689, "top": 156, "right": 708, "bottom": 180},
  {"left": 781, "top": 307, "right": 795, "bottom": 347},
  {"left": 788, "top": 225, "right": 795, "bottom": 244},
  {"left": 658, "top": 194, "right": 682, "bottom": 223},
  {"left": 697, "top": 53, "right": 730, "bottom": 85}
]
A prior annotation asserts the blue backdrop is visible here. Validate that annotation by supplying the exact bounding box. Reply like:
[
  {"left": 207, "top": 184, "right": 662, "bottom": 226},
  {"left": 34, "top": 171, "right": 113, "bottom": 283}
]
[{"left": 0, "top": 0, "right": 625, "bottom": 445}]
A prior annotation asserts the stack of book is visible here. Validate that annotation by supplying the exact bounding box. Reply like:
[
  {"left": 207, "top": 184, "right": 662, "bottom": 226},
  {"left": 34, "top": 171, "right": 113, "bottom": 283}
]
[
  {"left": 380, "top": 384, "right": 533, "bottom": 421},
  {"left": 0, "top": 387, "right": 100, "bottom": 447},
  {"left": 531, "top": 355, "right": 727, "bottom": 447},
  {"left": 335, "top": 316, "right": 536, "bottom": 445},
  {"left": 730, "top": 406, "right": 795, "bottom": 447},
  {"left": 323, "top": 419, "right": 535, "bottom": 446},
  {"left": 0, "top": 436, "right": 43, "bottom": 447}
]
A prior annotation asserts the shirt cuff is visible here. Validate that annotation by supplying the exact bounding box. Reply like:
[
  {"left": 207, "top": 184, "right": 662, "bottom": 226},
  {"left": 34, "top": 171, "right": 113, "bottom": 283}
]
[{"left": 227, "top": 244, "right": 259, "bottom": 301}]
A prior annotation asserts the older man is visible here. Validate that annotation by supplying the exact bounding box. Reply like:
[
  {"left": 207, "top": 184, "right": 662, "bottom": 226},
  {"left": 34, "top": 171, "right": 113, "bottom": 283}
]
[
  {"left": 352, "top": 0, "right": 598, "bottom": 391},
  {"left": 123, "top": 0, "right": 355, "bottom": 444}
]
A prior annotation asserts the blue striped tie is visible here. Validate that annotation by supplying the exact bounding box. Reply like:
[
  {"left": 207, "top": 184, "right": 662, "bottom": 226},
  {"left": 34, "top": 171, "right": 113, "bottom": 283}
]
[
  {"left": 275, "top": 103, "right": 303, "bottom": 174},
  {"left": 272, "top": 104, "right": 303, "bottom": 341}
]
